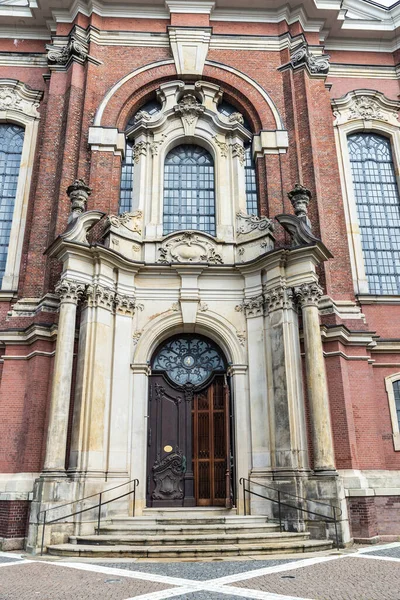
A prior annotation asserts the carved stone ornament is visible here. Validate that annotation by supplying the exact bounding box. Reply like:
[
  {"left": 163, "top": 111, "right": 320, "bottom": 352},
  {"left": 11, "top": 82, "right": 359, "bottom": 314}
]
[
  {"left": 85, "top": 283, "right": 116, "bottom": 311},
  {"left": 236, "top": 210, "right": 274, "bottom": 236},
  {"left": 290, "top": 44, "right": 330, "bottom": 76},
  {"left": 213, "top": 136, "right": 229, "bottom": 157},
  {"left": 229, "top": 112, "right": 245, "bottom": 125},
  {"left": 115, "top": 293, "right": 137, "bottom": 316},
  {"left": 55, "top": 279, "right": 86, "bottom": 305},
  {"left": 157, "top": 232, "right": 223, "bottom": 265},
  {"left": 133, "top": 141, "right": 147, "bottom": 163},
  {"left": 66, "top": 179, "right": 91, "bottom": 215},
  {"left": 46, "top": 28, "right": 89, "bottom": 67},
  {"left": 198, "top": 302, "right": 208, "bottom": 312},
  {"left": 134, "top": 110, "right": 151, "bottom": 122},
  {"left": 294, "top": 282, "right": 323, "bottom": 308},
  {"left": 232, "top": 143, "right": 245, "bottom": 166},
  {"left": 152, "top": 450, "right": 185, "bottom": 500},
  {"left": 275, "top": 214, "right": 320, "bottom": 247},
  {"left": 0, "top": 81, "right": 41, "bottom": 118},
  {"left": 107, "top": 211, "right": 142, "bottom": 235},
  {"left": 132, "top": 331, "right": 142, "bottom": 346},
  {"left": 235, "top": 295, "right": 264, "bottom": 318},
  {"left": 174, "top": 94, "right": 205, "bottom": 125},
  {"left": 264, "top": 286, "right": 294, "bottom": 314},
  {"left": 332, "top": 91, "right": 399, "bottom": 127},
  {"left": 287, "top": 184, "right": 311, "bottom": 220},
  {"left": 149, "top": 135, "right": 167, "bottom": 157},
  {"left": 236, "top": 329, "right": 246, "bottom": 347}
]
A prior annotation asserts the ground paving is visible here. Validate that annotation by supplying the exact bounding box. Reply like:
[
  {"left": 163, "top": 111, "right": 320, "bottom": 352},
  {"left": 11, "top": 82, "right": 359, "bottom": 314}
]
[{"left": 0, "top": 542, "right": 399, "bottom": 599}]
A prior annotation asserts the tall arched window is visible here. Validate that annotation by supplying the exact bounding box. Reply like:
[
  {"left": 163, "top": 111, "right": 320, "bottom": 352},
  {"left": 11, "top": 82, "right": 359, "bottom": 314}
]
[
  {"left": 244, "top": 145, "right": 258, "bottom": 215},
  {"left": 163, "top": 144, "right": 215, "bottom": 236},
  {"left": 0, "top": 124, "right": 24, "bottom": 286},
  {"left": 119, "top": 140, "right": 133, "bottom": 214},
  {"left": 348, "top": 132, "right": 400, "bottom": 295}
]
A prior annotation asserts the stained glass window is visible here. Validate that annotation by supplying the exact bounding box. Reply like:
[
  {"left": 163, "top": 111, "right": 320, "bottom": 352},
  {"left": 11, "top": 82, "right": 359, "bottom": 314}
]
[
  {"left": 152, "top": 336, "right": 225, "bottom": 387},
  {"left": 394, "top": 380, "right": 400, "bottom": 430},
  {"left": 348, "top": 133, "right": 400, "bottom": 295},
  {"left": 119, "top": 139, "right": 133, "bottom": 214},
  {"left": 0, "top": 124, "right": 24, "bottom": 286},
  {"left": 163, "top": 145, "right": 215, "bottom": 235}
]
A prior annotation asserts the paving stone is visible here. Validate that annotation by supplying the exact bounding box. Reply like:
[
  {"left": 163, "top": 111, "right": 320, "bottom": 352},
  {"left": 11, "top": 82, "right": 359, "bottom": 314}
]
[
  {"left": 0, "top": 562, "right": 174, "bottom": 600},
  {"left": 366, "top": 546, "right": 400, "bottom": 559},
  {"left": 0, "top": 556, "right": 22, "bottom": 564},
  {"left": 92, "top": 558, "right": 299, "bottom": 581},
  {"left": 232, "top": 556, "right": 400, "bottom": 600},
  {"left": 172, "top": 593, "right": 245, "bottom": 599}
]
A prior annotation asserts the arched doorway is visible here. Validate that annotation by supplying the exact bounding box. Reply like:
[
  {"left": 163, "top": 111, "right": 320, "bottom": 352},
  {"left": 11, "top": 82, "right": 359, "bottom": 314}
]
[{"left": 146, "top": 334, "right": 233, "bottom": 508}]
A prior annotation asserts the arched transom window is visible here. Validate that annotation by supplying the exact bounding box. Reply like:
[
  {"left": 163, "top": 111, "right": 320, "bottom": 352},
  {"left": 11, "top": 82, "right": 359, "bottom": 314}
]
[
  {"left": 0, "top": 124, "right": 24, "bottom": 286},
  {"left": 348, "top": 132, "right": 400, "bottom": 295},
  {"left": 163, "top": 144, "right": 215, "bottom": 236}
]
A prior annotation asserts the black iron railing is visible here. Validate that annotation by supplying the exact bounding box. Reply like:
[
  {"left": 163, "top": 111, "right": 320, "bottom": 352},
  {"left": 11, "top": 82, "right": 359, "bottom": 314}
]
[
  {"left": 239, "top": 477, "right": 341, "bottom": 550},
  {"left": 38, "top": 478, "right": 139, "bottom": 555}
]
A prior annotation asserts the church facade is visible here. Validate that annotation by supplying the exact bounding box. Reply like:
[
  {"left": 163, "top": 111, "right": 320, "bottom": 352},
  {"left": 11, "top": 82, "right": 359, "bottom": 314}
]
[{"left": 0, "top": 0, "right": 399, "bottom": 551}]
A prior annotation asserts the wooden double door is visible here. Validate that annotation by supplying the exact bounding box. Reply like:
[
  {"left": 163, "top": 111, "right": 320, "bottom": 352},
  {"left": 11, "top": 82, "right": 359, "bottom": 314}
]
[{"left": 146, "top": 374, "right": 232, "bottom": 507}]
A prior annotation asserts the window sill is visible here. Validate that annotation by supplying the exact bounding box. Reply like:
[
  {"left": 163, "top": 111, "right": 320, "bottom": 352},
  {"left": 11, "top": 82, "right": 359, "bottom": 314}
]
[{"left": 357, "top": 294, "right": 400, "bottom": 305}]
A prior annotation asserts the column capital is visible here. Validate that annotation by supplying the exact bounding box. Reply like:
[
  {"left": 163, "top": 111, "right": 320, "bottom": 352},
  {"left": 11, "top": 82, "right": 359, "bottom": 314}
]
[
  {"left": 264, "top": 285, "right": 294, "bottom": 314},
  {"left": 85, "top": 283, "right": 116, "bottom": 311},
  {"left": 115, "top": 293, "right": 142, "bottom": 316},
  {"left": 235, "top": 295, "right": 263, "bottom": 318},
  {"left": 55, "top": 279, "right": 86, "bottom": 305},
  {"left": 294, "top": 282, "right": 323, "bottom": 308}
]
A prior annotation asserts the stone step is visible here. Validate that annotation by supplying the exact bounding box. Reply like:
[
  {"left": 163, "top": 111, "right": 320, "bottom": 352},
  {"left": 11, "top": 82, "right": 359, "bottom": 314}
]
[
  {"left": 142, "top": 507, "right": 237, "bottom": 518},
  {"left": 47, "top": 539, "right": 333, "bottom": 558},
  {"left": 110, "top": 515, "right": 269, "bottom": 527},
  {"left": 98, "top": 523, "right": 280, "bottom": 536},
  {"left": 71, "top": 531, "right": 308, "bottom": 547}
]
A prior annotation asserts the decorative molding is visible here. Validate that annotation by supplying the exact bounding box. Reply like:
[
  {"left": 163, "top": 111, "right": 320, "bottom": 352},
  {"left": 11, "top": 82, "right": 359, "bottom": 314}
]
[
  {"left": 55, "top": 279, "right": 86, "bottom": 305},
  {"left": 149, "top": 135, "right": 167, "bottom": 157},
  {"left": 294, "top": 282, "right": 323, "bottom": 308},
  {"left": 166, "top": 1, "right": 215, "bottom": 15},
  {"left": 157, "top": 232, "right": 223, "bottom": 265},
  {"left": 0, "top": 79, "right": 41, "bottom": 119},
  {"left": 231, "top": 143, "right": 245, "bottom": 165},
  {"left": 174, "top": 94, "right": 205, "bottom": 126},
  {"left": 132, "top": 331, "right": 142, "bottom": 346},
  {"left": 332, "top": 90, "right": 400, "bottom": 127},
  {"left": 107, "top": 211, "right": 142, "bottom": 235},
  {"left": 236, "top": 211, "right": 274, "bottom": 236},
  {"left": 46, "top": 26, "right": 89, "bottom": 69},
  {"left": 276, "top": 214, "right": 321, "bottom": 247},
  {"left": 229, "top": 112, "right": 244, "bottom": 125},
  {"left": 236, "top": 329, "right": 246, "bottom": 347},
  {"left": 264, "top": 285, "right": 295, "bottom": 314},
  {"left": 66, "top": 179, "right": 91, "bottom": 216},
  {"left": 235, "top": 295, "right": 264, "bottom": 318},
  {"left": 198, "top": 302, "right": 209, "bottom": 312},
  {"left": 289, "top": 43, "right": 330, "bottom": 76}
]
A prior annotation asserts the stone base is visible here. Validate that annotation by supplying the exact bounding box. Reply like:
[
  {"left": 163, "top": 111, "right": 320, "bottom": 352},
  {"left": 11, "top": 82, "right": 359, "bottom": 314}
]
[
  {"left": 0, "top": 536, "right": 25, "bottom": 551},
  {"left": 348, "top": 495, "right": 400, "bottom": 539}
]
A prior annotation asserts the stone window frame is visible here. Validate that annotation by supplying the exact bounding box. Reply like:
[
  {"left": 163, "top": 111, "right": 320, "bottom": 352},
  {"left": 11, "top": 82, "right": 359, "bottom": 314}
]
[
  {"left": 332, "top": 90, "right": 400, "bottom": 297},
  {"left": 0, "top": 79, "right": 42, "bottom": 292},
  {"left": 385, "top": 372, "right": 400, "bottom": 451}
]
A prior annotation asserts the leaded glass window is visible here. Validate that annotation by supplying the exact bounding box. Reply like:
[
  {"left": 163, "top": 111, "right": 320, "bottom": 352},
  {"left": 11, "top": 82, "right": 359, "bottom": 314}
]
[
  {"left": 245, "top": 145, "right": 258, "bottom": 215},
  {"left": 152, "top": 336, "right": 225, "bottom": 387},
  {"left": 0, "top": 124, "right": 24, "bottom": 286},
  {"left": 119, "top": 139, "right": 133, "bottom": 214},
  {"left": 348, "top": 133, "right": 400, "bottom": 295},
  {"left": 163, "top": 144, "right": 215, "bottom": 235},
  {"left": 394, "top": 380, "right": 400, "bottom": 430}
]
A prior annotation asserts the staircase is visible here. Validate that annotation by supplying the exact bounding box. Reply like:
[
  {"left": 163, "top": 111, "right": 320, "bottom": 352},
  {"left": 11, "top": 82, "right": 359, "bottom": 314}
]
[{"left": 46, "top": 508, "right": 333, "bottom": 558}]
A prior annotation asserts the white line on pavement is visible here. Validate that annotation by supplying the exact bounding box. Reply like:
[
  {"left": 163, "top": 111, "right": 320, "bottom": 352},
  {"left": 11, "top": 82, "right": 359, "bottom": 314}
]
[
  {"left": 353, "top": 553, "right": 400, "bottom": 563},
  {"left": 356, "top": 542, "right": 400, "bottom": 554},
  {"left": 0, "top": 560, "right": 29, "bottom": 568}
]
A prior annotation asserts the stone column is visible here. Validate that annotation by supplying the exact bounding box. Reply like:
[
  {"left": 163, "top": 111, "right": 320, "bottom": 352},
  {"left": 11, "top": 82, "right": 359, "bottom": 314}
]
[
  {"left": 43, "top": 278, "right": 85, "bottom": 474},
  {"left": 295, "top": 282, "right": 336, "bottom": 474}
]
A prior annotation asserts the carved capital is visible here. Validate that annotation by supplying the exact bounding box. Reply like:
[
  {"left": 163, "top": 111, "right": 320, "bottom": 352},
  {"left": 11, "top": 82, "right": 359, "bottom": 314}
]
[
  {"left": 85, "top": 283, "right": 116, "bottom": 311},
  {"left": 46, "top": 27, "right": 89, "bottom": 68},
  {"left": 66, "top": 179, "right": 91, "bottom": 215},
  {"left": 115, "top": 293, "right": 137, "bottom": 316},
  {"left": 264, "top": 286, "right": 294, "bottom": 314},
  {"left": 213, "top": 136, "right": 229, "bottom": 157},
  {"left": 290, "top": 44, "right": 330, "bottom": 76},
  {"left": 294, "top": 282, "right": 323, "bottom": 308},
  {"left": 235, "top": 295, "right": 264, "bottom": 318},
  {"left": 232, "top": 143, "right": 245, "bottom": 166},
  {"left": 55, "top": 279, "right": 86, "bottom": 305},
  {"left": 133, "top": 141, "right": 147, "bottom": 163}
]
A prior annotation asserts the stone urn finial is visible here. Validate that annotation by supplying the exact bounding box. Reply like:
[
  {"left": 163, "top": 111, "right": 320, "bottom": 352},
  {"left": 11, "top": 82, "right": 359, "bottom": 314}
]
[
  {"left": 287, "top": 183, "right": 312, "bottom": 223},
  {"left": 67, "top": 179, "right": 91, "bottom": 215}
]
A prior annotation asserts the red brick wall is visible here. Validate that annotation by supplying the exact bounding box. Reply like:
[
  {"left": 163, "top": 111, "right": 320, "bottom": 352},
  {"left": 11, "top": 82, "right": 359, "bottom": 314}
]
[
  {"left": 348, "top": 496, "right": 400, "bottom": 539},
  {"left": 0, "top": 500, "right": 29, "bottom": 539}
]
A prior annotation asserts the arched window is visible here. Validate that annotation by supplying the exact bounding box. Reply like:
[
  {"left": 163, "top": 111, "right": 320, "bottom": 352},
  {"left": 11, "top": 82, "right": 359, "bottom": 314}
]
[
  {"left": 119, "top": 139, "right": 133, "bottom": 214},
  {"left": 0, "top": 124, "right": 24, "bottom": 286},
  {"left": 163, "top": 144, "right": 215, "bottom": 236},
  {"left": 348, "top": 133, "right": 400, "bottom": 295},
  {"left": 385, "top": 374, "right": 400, "bottom": 451},
  {"left": 244, "top": 145, "right": 258, "bottom": 215}
]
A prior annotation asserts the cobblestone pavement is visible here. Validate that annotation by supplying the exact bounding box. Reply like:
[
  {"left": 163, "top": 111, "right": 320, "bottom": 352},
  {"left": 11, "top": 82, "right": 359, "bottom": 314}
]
[{"left": 0, "top": 543, "right": 399, "bottom": 600}]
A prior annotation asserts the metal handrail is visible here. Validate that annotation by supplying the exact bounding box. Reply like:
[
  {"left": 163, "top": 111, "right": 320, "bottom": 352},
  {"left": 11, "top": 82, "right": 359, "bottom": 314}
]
[
  {"left": 239, "top": 477, "right": 341, "bottom": 550},
  {"left": 39, "top": 478, "right": 139, "bottom": 556}
]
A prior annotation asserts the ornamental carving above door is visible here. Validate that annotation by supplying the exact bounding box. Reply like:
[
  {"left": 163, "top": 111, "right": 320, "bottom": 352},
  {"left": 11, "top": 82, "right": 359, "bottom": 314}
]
[{"left": 147, "top": 335, "right": 233, "bottom": 508}]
